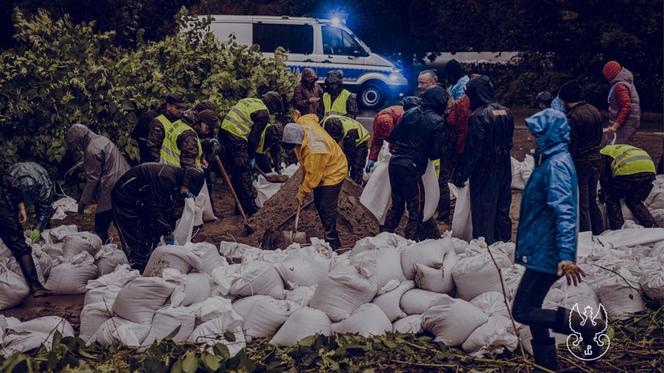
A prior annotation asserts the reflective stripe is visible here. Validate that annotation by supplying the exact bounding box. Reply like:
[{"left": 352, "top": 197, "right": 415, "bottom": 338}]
[
  {"left": 601, "top": 145, "right": 655, "bottom": 176},
  {"left": 613, "top": 155, "right": 652, "bottom": 174},
  {"left": 220, "top": 98, "right": 268, "bottom": 141},
  {"left": 160, "top": 120, "right": 202, "bottom": 168},
  {"left": 256, "top": 124, "right": 271, "bottom": 155},
  {"left": 324, "top": 115, "right": 370, "bottom": 146},
  {"left": 323, "top": 90, "right": 351, "bottom": 116}
]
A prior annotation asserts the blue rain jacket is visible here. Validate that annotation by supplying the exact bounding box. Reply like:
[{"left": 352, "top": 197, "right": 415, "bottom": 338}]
[
  {"left": 516, "top": 109, "right": 578, "bottom": 274},
  {"left": 450, "top": 75, "right": 470, "bottom": 100}
]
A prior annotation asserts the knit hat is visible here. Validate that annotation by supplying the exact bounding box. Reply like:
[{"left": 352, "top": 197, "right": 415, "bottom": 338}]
[
  {"left": 282, "top": 123, "right": 304, "bottom": 145},
  {"left": 262, "top": 91, "right": 284, "bottom": 114},
  {"left": 326, "top": 70, "right": 343, "bottom": 84},
  {"left": 558, "top": 80, "right": 584, "bottom": 103},
  {"left": 165, "top": 93, "right": 186, "bottom": 108},
  {"left": 198, "top": 109, "right": 219, "bottom": 127},
  {"left": 602, "top": 61, "right": 622, "bottom": 81}
]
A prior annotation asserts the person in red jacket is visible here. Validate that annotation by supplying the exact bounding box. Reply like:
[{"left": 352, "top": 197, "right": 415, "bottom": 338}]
[{"left": 602, "top": 61, "right": 641, "bottom": 145}]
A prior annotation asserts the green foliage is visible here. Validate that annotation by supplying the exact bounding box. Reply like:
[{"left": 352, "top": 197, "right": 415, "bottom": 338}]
[{"left": 0, "top": 9, "right": 297, "bottom": 172}]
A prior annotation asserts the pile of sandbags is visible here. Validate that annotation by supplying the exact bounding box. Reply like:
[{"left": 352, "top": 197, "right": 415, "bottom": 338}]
[{"left": 0, "top": 315, "right": 74, "bottom": 357}]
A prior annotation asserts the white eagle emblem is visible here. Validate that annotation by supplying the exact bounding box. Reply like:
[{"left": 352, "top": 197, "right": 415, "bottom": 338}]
[{"left": 566, "top": 303, "right": 611, "bottom": 361}]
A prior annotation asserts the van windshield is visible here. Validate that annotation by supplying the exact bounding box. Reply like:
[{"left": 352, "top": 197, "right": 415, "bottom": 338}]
[{"left": 322, "top": 25, "right": 369, "bottom": 56}]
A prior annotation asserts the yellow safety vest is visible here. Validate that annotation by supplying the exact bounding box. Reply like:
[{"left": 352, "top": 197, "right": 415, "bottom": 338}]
[
  {"left": 600, "top": 145, "right": 655, "bottom": 176},
  {"left": 155, "top": 114, "right": 174, "bottom": 136},
  {"left": 220, "top": 98, "right": 269, "bottom": 141},
  {"left": 160, "top": 120, "right": 202, "bottom": 168},
  {"left": 323, "top": 89, "right": 352, "bottom": 117},
  {"left": 323, "top": 115, "right": 370, "bottom": 146},
  {"left": 256, "top": 123, "right": 274, "bottom": 155}
]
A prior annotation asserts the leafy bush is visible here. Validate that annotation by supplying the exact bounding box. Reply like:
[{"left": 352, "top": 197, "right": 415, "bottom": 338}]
[{"left": 0, "top": 9, "right": 297, "bottom": 173}]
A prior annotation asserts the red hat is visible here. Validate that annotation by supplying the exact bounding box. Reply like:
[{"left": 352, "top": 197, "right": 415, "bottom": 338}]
[{"left": 602, "top": 61, "right": 622, "bottom": 81}]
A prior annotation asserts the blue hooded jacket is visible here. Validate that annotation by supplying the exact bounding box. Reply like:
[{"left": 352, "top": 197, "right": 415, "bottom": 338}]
[{"left": 515, "top": 109, "right": 578, "bottom": 274}]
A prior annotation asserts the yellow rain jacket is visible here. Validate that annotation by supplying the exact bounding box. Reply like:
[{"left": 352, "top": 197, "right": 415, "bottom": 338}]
[{"left": 294, "top": 114, "right": 348, "bottom": 198}]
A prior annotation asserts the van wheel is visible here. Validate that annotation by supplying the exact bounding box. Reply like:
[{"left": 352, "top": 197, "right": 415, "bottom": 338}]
[{"left": 359, "top": 82, "right": 385, "bottom": 110}]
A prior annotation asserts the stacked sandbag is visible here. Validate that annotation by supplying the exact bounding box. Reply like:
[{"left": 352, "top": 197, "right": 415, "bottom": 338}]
[
  {"left": 331, "top": 303, "right": 392, "bottom": 337},
  {"left": 0, "top": 257, "right": 29, "bottom": 310},
  {"left": 421, "top": 295, "right": 488, "bottom": 347},
  {"left": 1, "top": 316, "right": 74, "bottom": 356},
  {"left": 372, "top": 280, "right": 415, "bottom": 322},
  {"left": 189, "top": 318, "right": 245, "bottom": 357},
  {"left": 452, "top": 243, "right": 512, "bottom": 300},
  {"left": 392, "top": 314, "right": 423, "bottom": 334},
  {"left": 63, "top": 233, "right": 103, "bottom": 258},
  {"left": 271, "top": 308, "right": 332, "bottom": 346},
  {"left": 170, "top": 272, "right": 212, "bottom": 307},
  {"left": 142, "top": 306, "right": 196, "bottom": 345},
  {"left": 45, "top": 252, "right": 98, "bottom": 294},
  {"left": 350, "top": 232, "right": 409, "bottom": 293},
  {"left": 143, "top": 245, "right": 202, "bottom": 277},
  {"left": 94, "top": 244, "right": 129, "bottom": 276},
  {"left": 241, "top": 297, "right": 299, "bottom": 340},
  {"left": 285, "top": 286, "right": 317, "bottom": 307},
  {"left": 229, "top": 260, "right": 285, "bottom": 299},
  {"left": 112, "top": 276, "right": 177, "bottom": 325},
  {"left": 274, "top": 246, "right": 333, "bottom": 289},
  {"left": 400, "top": 289, "right": 449, "bottom": 315},
  {"left": 90, "top": 317, "right": 151, "bottom": 348}
]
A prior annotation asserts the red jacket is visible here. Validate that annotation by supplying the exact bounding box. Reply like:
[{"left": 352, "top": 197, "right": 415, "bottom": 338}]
[
  {"left": 611, "top": 83, "right": 632, "bottom": 127},
  {"left": 369, "top": 105, "right": 404, "bottom": 161},
  {"left": 447, "top": 95, "right": 471, "bottom": 154}
]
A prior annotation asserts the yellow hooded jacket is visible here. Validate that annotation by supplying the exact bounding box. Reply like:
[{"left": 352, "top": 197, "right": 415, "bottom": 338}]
[{"left": 295, "top": 115, "right": 348, "bottom": 197}]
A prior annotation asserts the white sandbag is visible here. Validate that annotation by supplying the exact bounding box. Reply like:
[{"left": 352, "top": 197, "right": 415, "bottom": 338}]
[
  {"left": 285, "top": 286, "right": 317, "bottom": 307},
  {"left": 94, "top": 244, "right": 129, "bottom": 276},
  {"left": 543, "top": 279, "right": 599, "bottom": 316},
  {"left": 450, "top": 183, "right": 473, "bottom": 241},
  {"left": 232, "top": 295, "right": 274, "bottom": 316},
  {"left": 452, "top": 248, "right": 512, "bottom": 300},
  {"left": 596, "top": 277, "right": 645, "bottom": 320},
  {"left": 1, "top": 316, "right": 74, "bottom": 356},
  {"left": 13, "top": 316, "right": 74, "bottom": 336},
  {"left": 309, "top": 256, "right": 377, "bottom": 322},
  {"left": 112, "top": 277, "right": 176, "bottom": 324},
  {"left": 511, "top": 157, "right": 526, "bottom": 190},
  {"left": 470, "top": 291, "right": 510, "bottom": 318},
  {"left": 43, "top": 225, "right": 78, "bottom": 245},
  {"left": 0, "top": 259, "right": 29, "bottom": 310},
  {"left": 43, "top": 243, "right": 64, "bottom": 259},
  {"left": 270, "top": 307, "right": 332, "bottom": 346},
  {"left": 461, "top": 315, "right": 518, "bottom": 356},
  {"left": 143, "top": 306, "right": 196, "bottom": 345},
  {"left": 63, "top": 232, "right": 102, "bottom": 258},
  {"left": 421, "top": 160, "right": 440, "bottom": 222},
  {"left": 490, "top": 241, "right": 516, "bottom": 263},
  {"left": 274, "top": 251, "right": 330, "bottom": 289},
  {"left": 189, "top": 242, "right": 228, "bottom": 275},
  {"left": 360, "top": 159, "right": 392, "bottom": 224},
  {"left": 79, "top": 302, "right": 113, "bottom": 342},
  {"left": 500, "top": 265, "right": 526, "bottom": 300},
  {"left": 400, "top": 289, "right": 449, "bottom": 315},
  {"left": 45, "top": 252, "right": 98, "bottom": 294},
  {"left": 400, "top": 238, "right": 451, "bottom": 280},
  {"left": 414, "top": 247, "right": 456, "bottom": 293},
  {"left": 174, "top": 197, "right": 196, "bottom": 245},
  {"left": 651, "top": 209, "right": 664, "bottom": 228},
  {"left": 31, "top": 244, "right": 52, "bottom": 284},
  {"left": 189, "top": 319, "right": 245, "bottom": 357},
  {"left": 640, "top": 263, "right": 664, "bottom": 304},
  {"left": 143, "top": 245, "right": 202, "bottom": 277},
  {"left": 254, "top": 175, "right": 283, "bottom": 208},
  {"left": 51, "top": 196, "right": 78, "bottom": 220},
  {"left": 372, "top": 280, "right": 415, "bottom": 322},
  {"left": 84, "top": 264, "right": 140, "bottom": 305},
  {"left": 351, "top": 234, "right": 407, "bottom": 291},
  {"left": 645, "top": 176, "right": 664, "bottom": 209},
  {"left": 191, "top": 296, "right": 240, "bottom": 325},
  {"left": 171, "top": 272, "right": 211, "bottom": 307},
  {"left": 596, "top": 227, "right": 664, "bottom": 248},
  {"left": 392, "top": 314, "right": 424, "bottom": 334},
  {"left": 422, "top": 295, "right": 488, "bottom": 346},
  {"left": 229, "top": 261, "right": 285, "bottom": 299},
  {"left": 242, "top": 298, "right": 299, "bottom": 340},
  {"left": 90, "top": 317, "right": 150, "bottom": 348},
  {"left": 331, "top": 303, "right": 392, "bottom": 337},
  {"left": 219, "top": 242, "right": 263, "bottom": 263},
  {"left": 194, "top": 179, "right": 217, "bottom": 225}
]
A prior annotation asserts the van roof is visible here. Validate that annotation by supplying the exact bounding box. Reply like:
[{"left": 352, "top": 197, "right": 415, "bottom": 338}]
[{"left": 204, "top": 15, "right": 330, "bottom": 24}]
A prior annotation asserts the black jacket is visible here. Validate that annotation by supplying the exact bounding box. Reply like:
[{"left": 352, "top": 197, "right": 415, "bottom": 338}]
[
  {"left": 457, "top": 75, "right": 514, "bottom": 182},
  {"left": 112, "top": 163, "right": 203, "bottom": 237},
  {"left": 566, "top": 101, "right": 603, "bottom": 163},
  {"left": 388, "top": 86, "right": 448, "bottom": 173}
]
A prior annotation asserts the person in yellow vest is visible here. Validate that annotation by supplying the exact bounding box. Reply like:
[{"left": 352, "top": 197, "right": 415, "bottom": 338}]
[
  {"left": 146, "top": 93, "right": 187, "bottom": 163},
  {"left": 160, "top": 110, "right": 206, "bottom": 169},
  {"left": 322, "top": 115, "right": 370, "bottom": 184},
  {"left": 283, "top": 118, "right": 348, "bottom": 250},
  {"left": 320, "top": 70, "right": 358, "bottom": 119},
  {"left": 255, "top": 123, "right": 284, "bottom": 175},
  {"left": 219, "top": 91, "right": 284, "bottom": 216},
  {"left": 599, "top": 144, "right": 658, "bottom": 229}
]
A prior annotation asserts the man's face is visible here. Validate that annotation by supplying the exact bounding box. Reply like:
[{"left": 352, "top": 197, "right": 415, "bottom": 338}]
[
  {"left": 538, "top": 102, "right": 547, "bottom": 110},
  {"left": 417, "top": 73, "right": 436, "bottom": 94},
  {"left": 166, "top": 103, "right": 184, "bottom": 118},
  {"left": 328, "top": 82, "right": 341, "bottom": 92},
  {"left": 200, "top": 122, "right": 209, "bottom": 136}
]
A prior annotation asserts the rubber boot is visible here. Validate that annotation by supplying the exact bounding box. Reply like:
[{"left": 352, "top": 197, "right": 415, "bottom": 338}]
[
  {"left": 530, "top": 337, "right": 558, "bottom": 372},
  {"left": 17, "top": 254, "right": 49, "bottom": 297}
]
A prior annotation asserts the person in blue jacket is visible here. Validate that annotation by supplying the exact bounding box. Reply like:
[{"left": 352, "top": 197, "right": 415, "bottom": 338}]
[{"left": 512, "top": 109, "right": 604, "bottom": 370}]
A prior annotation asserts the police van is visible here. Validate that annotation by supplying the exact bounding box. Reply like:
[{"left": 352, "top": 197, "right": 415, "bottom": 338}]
[{"left": 205, "top": 15, "right": 408, "bottom": 109}]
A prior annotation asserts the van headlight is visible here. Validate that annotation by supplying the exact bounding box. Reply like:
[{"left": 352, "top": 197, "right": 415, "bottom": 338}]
[{"left": 388, "top": 71, "right": 407, "bottom": 85}]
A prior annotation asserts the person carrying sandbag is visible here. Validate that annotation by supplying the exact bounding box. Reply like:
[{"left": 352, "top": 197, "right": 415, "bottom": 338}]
[
  {"left": 512, "top": 109, "right": 604, "bottom": 370},
  {"left": 7, "top": 162, "right": 55, "bottom": 243},
  {"left": 111, "top": 164, "right": 204, "bottom": 272},
  {"left": 0, "top": 170, "right": 48, "bottom": 297},
  {"left": 282, "top": 115, "right": 348, "bottom": 250}
]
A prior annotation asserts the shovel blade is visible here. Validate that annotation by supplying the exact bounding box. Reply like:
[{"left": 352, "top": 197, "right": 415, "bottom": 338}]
[{"left": 282, "top": 231, "right": 307, "bottom": 246}]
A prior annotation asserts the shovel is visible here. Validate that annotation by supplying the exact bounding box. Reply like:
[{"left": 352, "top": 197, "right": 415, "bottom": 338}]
[
  {"left": 281, "top": 202, "right": 307, "bottom": 246},
  {"left": 213, "top": 155, "right": 254, "bottom": 234}
]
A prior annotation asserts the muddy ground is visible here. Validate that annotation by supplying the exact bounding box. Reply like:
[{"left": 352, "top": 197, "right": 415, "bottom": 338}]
[{"left": 2, "top": 124, "right": 662, "bottom": 333}]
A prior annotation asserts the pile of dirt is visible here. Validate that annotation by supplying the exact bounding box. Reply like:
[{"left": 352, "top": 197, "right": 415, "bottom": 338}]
[{"left": 245, "top": 168, "right": 380, "bottom": 249}]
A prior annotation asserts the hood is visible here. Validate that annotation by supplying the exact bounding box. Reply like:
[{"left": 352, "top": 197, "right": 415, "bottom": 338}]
[
  {"left": 525, "top": 109, "right": 570, "bottom": 157},
  {"left": 65, "top": 124, "right": 94, "bottom": 151},
  {"left": 610, "top": 67, "right": 635, "bottom": 86},
  {"left": 466, "top": 75, "right": 496, "bottom": 110},
  {"left": 420, "top": 86, "right": 449, "bottom": 114},
  {"left": 444, "top": 59, "right": 465, "bottom": 84},
  {"left": 401, "top": 96, "right": 421, "bottom": 111},
  {"left": 296, "top": 114, "right": 320, "bottom": 127},
  {"left": 301, "top": 68, "right": 318, "bottom": 82}
]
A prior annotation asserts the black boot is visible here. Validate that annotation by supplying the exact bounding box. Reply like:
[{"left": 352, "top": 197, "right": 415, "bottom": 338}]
[
  {"left": 531, "top": 338, "right": 558, "bottom": 372},
  {"left": 17, "top": 254, "right": 49, "bottom": 297}
]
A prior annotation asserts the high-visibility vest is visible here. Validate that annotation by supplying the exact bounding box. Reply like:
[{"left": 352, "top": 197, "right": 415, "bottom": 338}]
[
  {"left": 220, "top": 98, "right": 268, "bottom": 141},
  {"left": 600, "top": 145, "right": 655, "bottom": 176},
  {"left": 160, "top": 120, "right": 202, "bottom": 168},
  {"left": 323, "top": 89, "right": 352, "bottom": 117},
  {"left": 155, "top": 114, "right": 175, "bottom": 137},
  {"left": 323, "top": 115, "right": 370, "bottom": 146},
  {"left": 256, "top": 123, "right": 274, "bottom": 155}
]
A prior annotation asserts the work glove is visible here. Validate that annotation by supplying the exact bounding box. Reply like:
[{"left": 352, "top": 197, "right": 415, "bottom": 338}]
[
  {"left": 557, "top": 261, "right": 586, "bottom": 286},
  {"left": 365, "top": 160, "right": 375, "bottom": 174},
  {"left": 30, "top": 228, "right": 41, "bottom": 243},
  {"left": 452, "top": 172, "right": 466, "bottom": 188},
  {"left": 164, "top": 234, "right": 176, "bottom": 246}
]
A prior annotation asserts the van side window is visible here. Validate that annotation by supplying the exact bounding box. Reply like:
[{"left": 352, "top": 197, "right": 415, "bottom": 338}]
[
  {"left": 253, "top": 23, "right": 313, "bottom": 54},
  {"left": 322, "top": 26, "right": 366, "bottom": 56}
]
